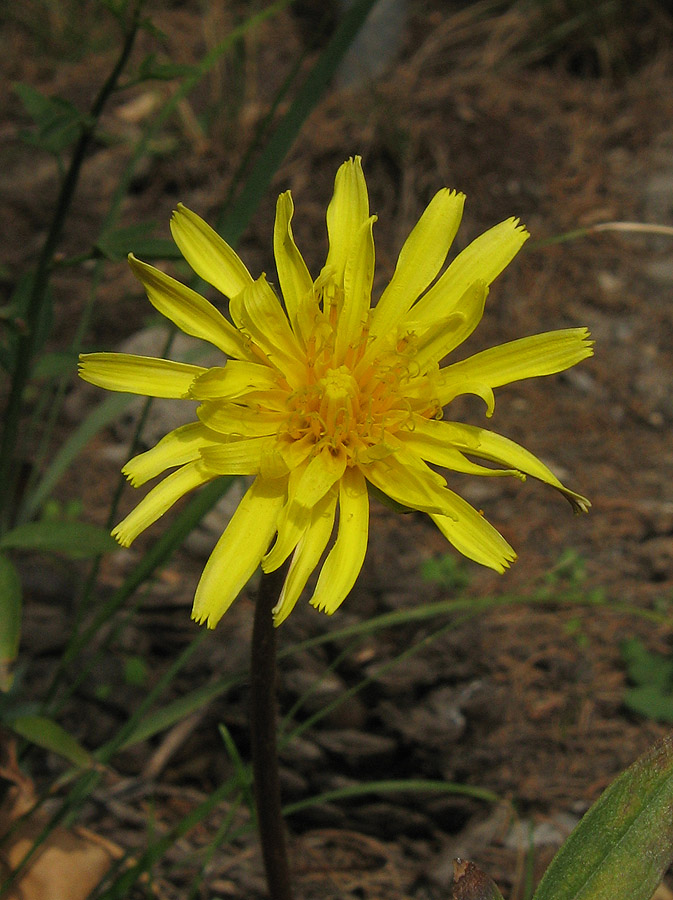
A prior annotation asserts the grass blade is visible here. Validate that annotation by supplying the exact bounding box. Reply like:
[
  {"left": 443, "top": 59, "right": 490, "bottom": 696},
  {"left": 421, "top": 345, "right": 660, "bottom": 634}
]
[
  {"left": 217, "top": 0, "right": 381, "bottom": 247},
  {"left": 22, "top": 393, "right": 133, "bottom": 521}
]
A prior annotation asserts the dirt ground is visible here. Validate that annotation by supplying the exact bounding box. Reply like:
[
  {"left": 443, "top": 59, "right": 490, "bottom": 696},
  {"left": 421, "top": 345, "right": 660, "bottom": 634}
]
[{"left": 3, "top": 1, "right": 673, "bottom": 898}]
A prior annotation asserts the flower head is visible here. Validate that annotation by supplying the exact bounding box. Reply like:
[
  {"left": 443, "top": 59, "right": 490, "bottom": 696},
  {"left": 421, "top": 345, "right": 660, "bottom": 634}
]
[{"left": 79, "top": 157, "right": 592, "bottom": 627}]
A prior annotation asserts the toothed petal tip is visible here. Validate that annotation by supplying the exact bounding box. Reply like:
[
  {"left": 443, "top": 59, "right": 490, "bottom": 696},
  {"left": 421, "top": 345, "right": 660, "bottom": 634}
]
[
  {"left": 191, "top": 608, "right": 218, "bottom": 630},
  {"left": 571, "top": 495, "right": 591, "bottom": 514},
  {"left": 111, "top": 525, "right": 133, "bottom": 548}
]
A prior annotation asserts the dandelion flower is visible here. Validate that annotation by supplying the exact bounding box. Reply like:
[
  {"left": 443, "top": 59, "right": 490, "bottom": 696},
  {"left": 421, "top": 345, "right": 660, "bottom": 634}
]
[{"left": 79, "top": 157, "right": 592, "bottom": 627}]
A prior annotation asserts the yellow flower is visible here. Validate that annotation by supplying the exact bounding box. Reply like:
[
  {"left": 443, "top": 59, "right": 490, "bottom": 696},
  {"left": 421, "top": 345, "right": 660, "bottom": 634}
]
[{"left": 79, "top": 157, "right": 592, "bottom": 627}]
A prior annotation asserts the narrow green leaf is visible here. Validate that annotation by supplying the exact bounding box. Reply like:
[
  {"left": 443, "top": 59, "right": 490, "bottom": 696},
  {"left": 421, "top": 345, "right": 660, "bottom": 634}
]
[
  {"left": 218, "top": 723, "right": 255, "bottom": 815},
  {"left": 136, "top": 53, "right": 196, "bottom": 81},
  {"left": 22, "top": 393, "right": 133, "bottom": 520},
  {"left": 283, "top": 779, "right": 500, "bottom": 817},
  {"left": 95, "top": 222, "right": 180, "bottom": 261},
  {"left": 0, "top": 520, "right": 118, "bottom": 558},
  {"left": 31, "top": 350, "right": 80, "bottom": 379},
  {"left": 14, "top": 83, "right": 87, "bottom": 155},
  {"left": 14, "top": 82, "right": 73, "bottom": 124},
  {"left": 533, "top": 733, "right": 673, "bottom": 900},
  {"left": 116, "top": 674, "right": 241, "bottom": 750},
  {"left": 0, "top": 553, "right": 22, "bottom": 692},
  {"left": 11, "top": 714, "right": 93, "bottom": 768},
  {"left": 218, "top": 0, "right": 380, "bottom": 248},
  {"left": 62, "top": 477, "right": 235, "bottom": 670}
]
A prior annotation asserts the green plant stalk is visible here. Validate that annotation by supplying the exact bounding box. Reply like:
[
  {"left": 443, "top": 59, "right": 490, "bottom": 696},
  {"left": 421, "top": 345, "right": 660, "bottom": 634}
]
[
  {"left": 250, "top": 563, "right": 293, "bottom": 900},
  {"left": 216, "top": 0, "right": 380, "bottom": 248},
  {"left": 0, "top": 0, "right": 143, "bottom": 531}
]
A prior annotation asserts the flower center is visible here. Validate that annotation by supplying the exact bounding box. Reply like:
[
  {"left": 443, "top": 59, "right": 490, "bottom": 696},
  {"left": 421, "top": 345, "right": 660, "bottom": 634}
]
[
  {"left": 283, "top": 321, "right": 435, "bottom": 463},
  {"left": 320, "top": 366, "right": 359, "bottom": 443}
]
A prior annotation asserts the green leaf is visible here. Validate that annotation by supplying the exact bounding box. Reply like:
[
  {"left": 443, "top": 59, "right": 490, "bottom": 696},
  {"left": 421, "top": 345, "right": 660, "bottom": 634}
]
[
  {"left": 22, "top": 393, "right": 133, "bottom": 521},
  {"left": 123, "top": 656, "right": 148, "bottom": 688},
  {"left": 136, "top": 53, "right": 196, "bottom": 81},
  {"left": 623, "top": 686, "right": 673, "bottom": 723},
  {"left": 14, "top": 82, "right": 88, "bottom": 155},
  {"left": 0, "top": 520, "right": 118, "bottom": 558},
  {"left": 532, "top": 733, "right": 673, "bottom": 900},
  {"left": 95, "top": 222, "right": 180, "bottom": 261},
  {"left": 116, "top": 675, "right": 240, "bottom": 750},
  {"left": 621, "top": 638, "right": 673, "bottom": 691},
  {"left": 31, "top": 350, "right": 79, "bottom": 380},
  {"left": 63, "top": 477, "right": 235, "bottom": 674},
  {"left": 10, "top": 714, "right": 93, "bottom": 768},
  {"left": 0, "top": 553, "right": 22, "bottom": 692},
  {"left": 421, "top": 553, "right": 470, "bottom": 591},
  {"left": 620, "top": 639, "right": 673, "bottom": 722}
]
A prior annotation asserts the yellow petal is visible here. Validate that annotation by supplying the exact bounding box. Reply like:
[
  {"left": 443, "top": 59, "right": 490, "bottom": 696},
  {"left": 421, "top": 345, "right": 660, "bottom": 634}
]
[
  {"left": 398, "top": 421, "right": 522, "bottom": 480},
  {"left": 292, "top": 446, "right": 347, "bottom": 509},
  {"left": 335, "top": 215, "right": 376, "bottom": 363},
  {"left": 192, "top": 476, "right": 286, "bottom": 628},
  {"left": 230, "top": 276, "right": 303, "bottom": 385},
  {"left": 197, "top": 400, "right": 286, "bottom": 437},
  {"left": 437, "top": 379, "right": 496, "bottom": 417},
  {"left": 410, "top": 218, "right": 529, "bottom": 328},
  {"left": 274, "top": 191, "right": 313, "bottom": 336},
  {"left": 295, "top": 266, "right": 332, "bottom": 343},
  {"left": 323, "top": 156, "right": 369, "bottom": 285},
  {"left": 371, "top": 188, "right": 465, "bottom": 340},
  {"left": 406, "top": 414, "right": 479, "bottom": 449},
  {"left": 414, "top": 281, "right": 488, "bottom": 370},
  {"left": 112, "top": 461, "right": 214, "bottom": 547},
  {"left": 437, "top": 328, "right": 594, "bottom": 406},
  {"left": 189, "top": 361, "right": 280, "bottom": 400},
  {"left": 78, "top": 352, "right": 206, "bottom": 397},
  {"left": 128, "top": 255, "right": 254, "bottom": 360},
  {"left": 430, "top": 493, "right": 517, "bottom": 573},
  {"left": 200, "top": 436, "right": 273, "bottom": 475},
  {"left": 278, "top": 433, "right": 319, "bottom": 471},
  {"left": 170, "top": 204, "right": 253, "bottom": 299},
  {"left": 443, "top": 422, "right": 590, "bottom": 513},
  {"left": 244, "top": 388, "right": 294, "bottom": 412},
  {"left": 123, "top": 422, "right": 223, "bottom": 486},
  {"left": 310, "top": 467, "right": 369, "bottom": 615},
  {"left": 272, "top": 490, "right": 338, "bottom": 626},
  {"left": 260, "top": 441, "right": 292, "bottom": 480},
  {"left": 262, "top": 447, "right": 347, "bottom": 572},
  {"left": 365, "top": 448, "right": 455, "bottom": 517}
]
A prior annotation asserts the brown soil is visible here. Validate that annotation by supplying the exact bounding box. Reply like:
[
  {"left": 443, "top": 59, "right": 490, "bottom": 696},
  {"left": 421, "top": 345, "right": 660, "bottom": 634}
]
[{"left": 3, "top": 2, "right": 673, "bottom": 898}]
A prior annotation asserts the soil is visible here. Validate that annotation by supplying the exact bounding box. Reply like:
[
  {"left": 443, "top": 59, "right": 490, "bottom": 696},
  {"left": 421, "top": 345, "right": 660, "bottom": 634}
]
[{"left": 2, "top": 2, "right": 673, "bottom": 898}]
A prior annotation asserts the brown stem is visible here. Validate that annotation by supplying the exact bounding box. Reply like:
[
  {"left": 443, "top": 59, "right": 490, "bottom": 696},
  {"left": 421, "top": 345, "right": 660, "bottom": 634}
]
[{"left": 250, "top": 564, "right": 294, "bottom": 900}]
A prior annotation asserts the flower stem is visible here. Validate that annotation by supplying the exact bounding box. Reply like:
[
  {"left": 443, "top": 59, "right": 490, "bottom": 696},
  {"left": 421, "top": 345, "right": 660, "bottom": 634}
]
[{"left": 250, "top": 564, "right": 294, "bottom": 900}]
